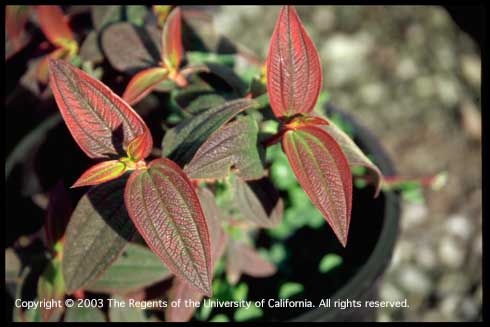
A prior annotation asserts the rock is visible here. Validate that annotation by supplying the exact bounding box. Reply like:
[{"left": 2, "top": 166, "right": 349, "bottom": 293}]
[
  {"left": 445, "top": 214, "right": 474, "bottom": 241},
  {"left": 439, "top": 294, "right": 462, "bottom": 320},
  {"left": 379, "top": 281, "right": 405, "bottom": 303},
  {"left": 438, "top": 235, "right": 466, "bottom": 269},
  {"left": 320, "top": 32, "right": 373, "bottom": 86},
  {"left": 461, "top": 55, "right": 481, "bottom": 88},
  {"left": 396, "top": 57, "right": 418, "bottom": 80},
  {"left": 312, "top": 8, "right": 335, "bottom": 32},
  {"left": 397, "top": 266, "right": 432, "bottom": 296},
  {"left": 460, "top": 101, "right": 482, "bottom": 143},
  {"left": 402, "top": 202, "right": 428, "bottom": 230},
  {"left": 359, "top": 82, "right": 384, "bottom": 106},
  {"left": 415, "top": 243, "right": 437, "bottom": 270},
  {"left": 460, "top": 298, "right": 479, "bottom": 320},
  {"left": 437, "top": 272, "right": 470, "bottom": 296},
  {"left": 435, "top": 76, "right": 460, "bottom": 107}
]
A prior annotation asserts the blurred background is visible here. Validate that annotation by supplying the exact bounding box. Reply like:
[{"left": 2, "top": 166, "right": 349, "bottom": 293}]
[{"left": 210, "top": 5, "right": 482, "bottom": 322}]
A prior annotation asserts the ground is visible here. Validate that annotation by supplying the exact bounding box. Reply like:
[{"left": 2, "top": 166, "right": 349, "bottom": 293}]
[{"left": 213, "top": 5, "right": 482, "bottom": 322}]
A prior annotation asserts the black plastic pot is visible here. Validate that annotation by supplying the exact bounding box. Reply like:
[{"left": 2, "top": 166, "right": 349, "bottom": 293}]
[{"left": 5, "top": 103, "right": 401, "bottom": 322}]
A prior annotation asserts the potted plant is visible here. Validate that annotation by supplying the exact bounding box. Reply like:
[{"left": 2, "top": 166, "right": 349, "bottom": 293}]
[{"left": 6, "top": 5, "right": 445, "bottom": 322}]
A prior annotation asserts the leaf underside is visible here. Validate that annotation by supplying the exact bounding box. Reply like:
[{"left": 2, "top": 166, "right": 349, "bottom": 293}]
[
  {"left": 282, "top": 125, "right": 352, "bottom": 247},
  {"left": 124, "top": 158, "right": 213, "bottom": 296},
  {"left": 232, "top": 176, "right": 284, "bottom": 228},
  {"left": 71, "top": 160, "right": 127, "bottom": 188},
  {"left": 62, "top": 177, "right": 136, "bottom": 293},
  {"left": 322, "top": 119, "right": 383, "bottom": 196},
  {"left": 184, "top": 116, "right": 264, "bottom": 181},
  {"left": 266, "top": 6, "right": 322, "bottom": 118},
  {"left": 48, "top": 59, "right": 153, "bottom": 159},
  {"left": 226, "top": 240, "right": 276, "bottom": 285},
  {"left": 162, "top": 98, "right": 256, "bottom": 166}
]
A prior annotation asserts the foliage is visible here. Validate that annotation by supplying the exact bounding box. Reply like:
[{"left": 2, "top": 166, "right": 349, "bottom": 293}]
[{"left": 6, "top": 5, "right": 443, "bottom": 322}]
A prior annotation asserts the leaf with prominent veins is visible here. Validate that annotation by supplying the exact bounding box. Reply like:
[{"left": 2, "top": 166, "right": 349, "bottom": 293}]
[
  {"left": 184, "top": 116, "right": 264, "bottom": 181},
  {"left": 282, "top": 125, "right": 352, "bottom": 247},
  {"left": 122, "top": 67, "right": 168, "bottom": 106},
  {"left": 71, "top": 160, "right": 127, "bottom": 188},
  {"left": 162, "top": 7, "right": 184, "bottom": 73},
  {"left": 48, "top": 59, "right": 153, "bottom": 159},
  {"left": 266, "top": 6, "right": 322, "bottom": 118},
  {"left": 124, "top": 158, "right": 213, "bottom": 296}
]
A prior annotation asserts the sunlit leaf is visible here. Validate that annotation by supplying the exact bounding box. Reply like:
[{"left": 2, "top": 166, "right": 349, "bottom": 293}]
[
  {"left": 318, "top": 253, "right": 343, "bottom": 273},
  {"left": 36, "top": 6, "right": 75, "bottom": 46},
  {"left": 124, "top": 158, "right": 213, "bottom": 296},
  {"left": 48, "top": 59, "right": 153, "bottom": 159},
  {"left": 322, "top": 119, "right": 383, "bottom": 196},
  {"left": 278, "top": 282, "right": 304, "bottom": 299},
  {"left": 165, "top": 188, "right": 227, "bottom": 322},
  {"left": 282, "top": 125, "right": 352, "bottom": 247},
  {"left": 71, "top": 160, "right": 127, "bottom": 188},
  {"left": 162, "top": 7, "right": 184, "bottom": 73},
  {"left": 266, "top": 6, "right": 322, "bottom": 118},
  {"left": 162, "top": 98, "right": 256, "bottom": 166},
  {"left": 232, "top": 176, "right": 283, "bottom": 228},
  {"left": 85, "top": 243, "right": 171, "bottom": 295},
  {"left": 122, "top": 67, "right": 168, "bottom": 106},
  {"left": 185, "top": 116, "right": 264, "bottom": 181},
  {"left": 63, "top": 177, "right": 136, "bottom": 293}
]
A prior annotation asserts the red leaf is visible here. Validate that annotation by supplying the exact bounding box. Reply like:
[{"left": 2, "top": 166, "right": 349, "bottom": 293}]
[
  {"left": 36, "top": 6, "right": 75, "bottom": 46},
  {"left": 124, "top": 158, "right": 213, "bottom": 296},
  {"left": 126, "top": 131, "right": 153, "bottom": 162},
  {"left": 48, "top": 59, "right": 153, "bottom": 159},
  {"left": 226, "top": 240, "right": 276, "bottom": 285},
  {"left": 36, "top": 48, "right": 69, "bottom": 84},
  {"left": 6, "top": 5, "right": 31, "bottom": 52},
  {"left": 282, "top": 125, "right": 352, "bottom": 247},
  {"left": 165, "top": 188, "right": 228, "bottom": 322},
  {"left": 266, "top": 5, "right": 322, "bottom": 118},
  {"left": 71, "top": 160, "right": 127, "bottom": 188},
  {"left": 44, "top": 181, "right": 72, "bottom": 251},
  {"left": 122, "top": 67, "right": 168, "bottom": 106},
  {"left": 162, "top": 7, "right": 183, "bottom": 73}
]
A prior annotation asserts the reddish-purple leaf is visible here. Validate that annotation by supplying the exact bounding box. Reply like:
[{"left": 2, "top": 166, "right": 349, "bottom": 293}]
[
  {"left": 162, "top": 7, "right": 183, "bottom": 73},
  {"left": 48, "top": 59, "right": 153, "bottom": 159},
  {"left": 36, "top": 48, "right": 69, "bottom": 84},
  {"left": 322, "top": 120, "right": 383, "bottom": 197},
  {"left": 44, "top": 181, "right": 72, "bottom": 251},
  {"left": 165, "top": 188, "right": 228, "bottom": 322},
  {"left": 282, "top": 125, "right": 352, "bottom": 247},
  {"left": 126, "top": 131, "right": 153, "bottom": 163},
  {"left": 5, "top": 5, "right": 31, "bottom": 54},
  {"left": 71, "top": 160, "right": 127, "bottom": 188},
  {"left": 124, "top": 158, "right": 213, "bottom": 296},
  {"left": 266, "top": 5, "right": 322, "bottom": 118},
  {"left": 226, "top": 240, "right": 277, "bottom": 285},
  {"left": 36, "top": 6, "right": 75, "bottom": 45},
  {"left": 122, "top": 67, "right": 168, "bottom": 106}
]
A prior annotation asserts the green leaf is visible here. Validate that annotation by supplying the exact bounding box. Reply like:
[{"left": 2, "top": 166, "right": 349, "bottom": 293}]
[
  {"left": 85, "top": 243, "right": 171, "bottom": 294},
  {"left": 279, "top": 282, "right": 304, "bottom": 299},
  {"left": 210, "top": 314, "right": 230, "bottom": 322},
  {"left": 162, "top": 98, "right": 256, "bottom": 165},
  {"left": 232, "top": 283, "right": 249, "bottom": 301},
  {"left": 186, "top": 51, "right": 236, "bottom": 67},
  {"left": 37, "top": 257, "right": 65, "bottom": 322},
  {"left": 233, "top": 304, "right": 263, "bottom": 322},
  {"left": 184, "top": 94, "right": 227, "bottom": 115},
  {"left": 62, "top": 177, "right": 136, "bottom": 293},
  {"left": 109, "top": 296, "right": 148, "bottom": 322},
  {"left": 319, "top": 253, "right": 343, "bottom": 273},
  {"left": 64, "top": 307, "right": 106, "bottom": 322},
  {"left": 185, "top": 116, "right": 264, "bottom": 181}
]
